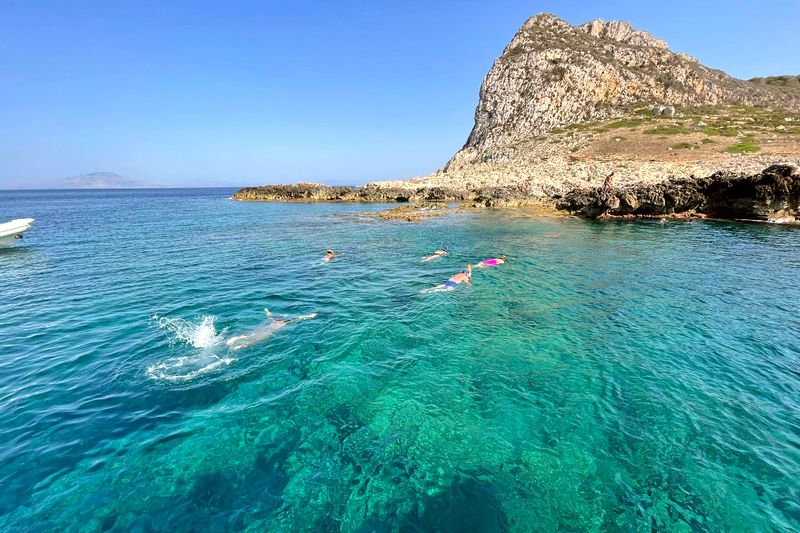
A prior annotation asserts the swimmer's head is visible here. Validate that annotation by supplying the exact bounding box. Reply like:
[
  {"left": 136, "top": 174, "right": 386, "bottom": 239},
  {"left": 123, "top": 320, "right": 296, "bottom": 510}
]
[{"left": 500, "top": 255, "right": 507, "bottom": 262}]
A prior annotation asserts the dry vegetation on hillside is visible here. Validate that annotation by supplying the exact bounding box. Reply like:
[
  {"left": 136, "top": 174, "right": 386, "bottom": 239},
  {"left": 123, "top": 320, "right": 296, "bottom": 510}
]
[{"left": 555, "top": 105, "right": 800, "bottom": 162}]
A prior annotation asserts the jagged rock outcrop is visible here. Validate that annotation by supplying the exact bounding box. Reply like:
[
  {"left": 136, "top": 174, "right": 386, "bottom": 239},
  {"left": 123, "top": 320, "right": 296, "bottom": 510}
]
[
  {"left": 233, "top": 183, "right": 365, "bottom": 202},
  {"left": 445, "top": 13, "right": 800, "bottom": 171},
  {"left": 557, "top": 164, "right": 800, "bottom": 221},
  {"left": 231, "top": 183, "right": 470, "bottom": 203}
]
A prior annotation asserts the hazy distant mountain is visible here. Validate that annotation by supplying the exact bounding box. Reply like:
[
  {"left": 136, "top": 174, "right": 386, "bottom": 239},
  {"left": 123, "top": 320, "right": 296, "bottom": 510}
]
[
  {"left": 8, "top": 171, "right": 161, "bottom": 189},
  {"left": 59, "top": 172, "right": 158, "bottom": 189}
]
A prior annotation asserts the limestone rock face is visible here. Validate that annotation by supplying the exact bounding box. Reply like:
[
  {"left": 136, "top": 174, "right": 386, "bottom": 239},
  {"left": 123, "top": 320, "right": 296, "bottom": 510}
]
[
  {"left": 445, "top": 13, "right": 800, "bottom": 172},
  {"left": 578, "top": 18, "right": 668, "bottom": 49}
]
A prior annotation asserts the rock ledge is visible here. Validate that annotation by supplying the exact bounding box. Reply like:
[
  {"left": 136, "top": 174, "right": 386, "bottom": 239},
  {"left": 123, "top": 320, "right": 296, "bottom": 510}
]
[{"left": 556, "top": 164, "right": 800, "bottom": 221}]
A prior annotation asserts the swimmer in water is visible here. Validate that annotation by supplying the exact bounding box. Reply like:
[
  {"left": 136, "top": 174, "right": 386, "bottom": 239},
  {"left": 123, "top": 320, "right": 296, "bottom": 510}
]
[
  {"left": 324, "top": 249, "right": 335, "bottom": 262},
  {"left": 422, "top": 248, "right": 448, "bottom": 262},
  {"left": 422, "top": 265, "right": 472, "bottom": 293},
  {"left": 226, "top": 308, "right": 317, "bottom": 351},
  {"left": 476, "top": 255, "right": 507, "bottom": 268}
]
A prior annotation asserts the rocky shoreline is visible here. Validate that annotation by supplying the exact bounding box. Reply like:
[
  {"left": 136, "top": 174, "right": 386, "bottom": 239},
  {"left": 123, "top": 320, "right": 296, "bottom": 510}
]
[
  {"left": 231, "top": 182, "right": 470, "bottom": 203},
  {"left": 559, "top": 164, "right": 800, "bottom": 221},
  {"left": 232, "top": 164, "right": 800, "bottom": 223},
  {"left": 231, "top": 181, "right": 553, "bottom": 208},
  {"left": 557, "top": 164, "right": 800, "bottom": 221}
]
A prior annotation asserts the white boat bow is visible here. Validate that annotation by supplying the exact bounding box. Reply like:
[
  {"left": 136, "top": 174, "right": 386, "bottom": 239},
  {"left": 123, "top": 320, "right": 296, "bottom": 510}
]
[{"left": 0, "top": 218, "right": 35, "bottom": 247}]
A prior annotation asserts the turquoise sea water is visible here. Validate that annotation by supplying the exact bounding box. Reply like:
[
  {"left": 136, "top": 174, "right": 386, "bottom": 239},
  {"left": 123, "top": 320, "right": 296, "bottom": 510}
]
[{"left": 1, "top": 188, "right": 800, "bottom": 532}]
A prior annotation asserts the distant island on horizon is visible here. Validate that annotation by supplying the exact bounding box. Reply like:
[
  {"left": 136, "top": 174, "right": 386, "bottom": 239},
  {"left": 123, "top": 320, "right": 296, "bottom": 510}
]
[
  {"left": 3, "top": 172, "right": 249, "bottom": 190},
  {"left": 6, "top": 172, "right": 160, "bottom": 190}
]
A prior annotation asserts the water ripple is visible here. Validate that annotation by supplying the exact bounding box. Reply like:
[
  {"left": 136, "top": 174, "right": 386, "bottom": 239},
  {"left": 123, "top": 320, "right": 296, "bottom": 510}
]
[{"left": 1, "top": 191, "right": 799, "bottom": 530}]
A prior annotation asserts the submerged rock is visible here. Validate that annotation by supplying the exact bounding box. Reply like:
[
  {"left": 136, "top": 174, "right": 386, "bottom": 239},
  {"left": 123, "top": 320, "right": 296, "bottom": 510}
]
[
  {"left": 360, "top": 203, "right": 451, "bottom": 222},
  {"left": 556, "top": 164, "right": 800, "bottom": 221}
]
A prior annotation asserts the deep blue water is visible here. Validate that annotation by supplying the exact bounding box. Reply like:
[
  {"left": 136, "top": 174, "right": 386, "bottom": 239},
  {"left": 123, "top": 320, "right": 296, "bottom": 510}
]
[{"left": 1, "top": 188, "right": 800, "bottom": 532}]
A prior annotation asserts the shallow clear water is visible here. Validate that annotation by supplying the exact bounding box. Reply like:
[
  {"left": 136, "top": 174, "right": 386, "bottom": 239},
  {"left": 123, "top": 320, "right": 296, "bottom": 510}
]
[{"left": 1, "top": 189, "right": 800, "bottom": 532}]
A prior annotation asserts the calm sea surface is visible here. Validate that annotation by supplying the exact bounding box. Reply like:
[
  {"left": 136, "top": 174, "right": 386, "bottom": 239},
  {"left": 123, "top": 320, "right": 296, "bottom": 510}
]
[{"left": 1, "top": 188, "right": 799, "bottom": 532}]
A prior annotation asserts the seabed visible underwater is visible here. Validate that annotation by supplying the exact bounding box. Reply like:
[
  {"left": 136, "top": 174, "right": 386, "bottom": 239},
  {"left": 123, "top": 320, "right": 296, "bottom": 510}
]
[{"left": 1, "top": 189, "right": 799, "bottom": 531}]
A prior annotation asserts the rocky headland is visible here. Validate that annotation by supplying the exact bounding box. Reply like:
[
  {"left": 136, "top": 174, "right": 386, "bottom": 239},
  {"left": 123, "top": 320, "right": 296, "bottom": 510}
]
[{"left": 233, "top": 14, "right": 800, "bottom": 222}]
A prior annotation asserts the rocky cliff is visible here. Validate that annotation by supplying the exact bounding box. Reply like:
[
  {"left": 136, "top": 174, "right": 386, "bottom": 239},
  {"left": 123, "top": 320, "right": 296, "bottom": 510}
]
[
  {"left": 234, "top": 13, "right": 800, "bottom": 222},
  {"left": 445, "top": 13, "right": 800, "bottom": 171}
]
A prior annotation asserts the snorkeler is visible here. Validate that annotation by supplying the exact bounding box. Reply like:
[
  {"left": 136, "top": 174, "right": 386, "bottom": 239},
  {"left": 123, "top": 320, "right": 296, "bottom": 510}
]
[
  {"left": 476, "top": 255, "right": 507, "bottom": 268},
  {"left": 323, "top": 249, "right": 334, "bottom": 262},
  {"left": 422, "top": 247, "right": 448, "bottom": 262},
  {"left": 226, "top": 308, "right": 317, "bottom": 351},
  {"left": 422, "top": 265, "right": 472, "bottom": 293}
]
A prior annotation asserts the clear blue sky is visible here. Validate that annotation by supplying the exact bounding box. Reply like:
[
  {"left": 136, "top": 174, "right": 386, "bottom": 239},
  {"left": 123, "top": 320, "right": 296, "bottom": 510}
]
[{"left": 1, "top": 0, "right": 798, "bottom": 188}]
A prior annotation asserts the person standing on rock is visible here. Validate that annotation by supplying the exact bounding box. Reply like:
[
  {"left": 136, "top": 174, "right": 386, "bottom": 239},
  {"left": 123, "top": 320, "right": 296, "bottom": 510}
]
[{"left": 602, "top": 172, "right": 615, "bottom": 196}]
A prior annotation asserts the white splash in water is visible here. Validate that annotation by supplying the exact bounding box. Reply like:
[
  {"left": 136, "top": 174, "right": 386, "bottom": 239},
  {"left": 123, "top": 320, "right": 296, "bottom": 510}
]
[
  {"left": 147, "top": 314, "right": 233, "bottom": 381},
  {"left": 150, "top": 314, "right": 226, "bottom": 349}
]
